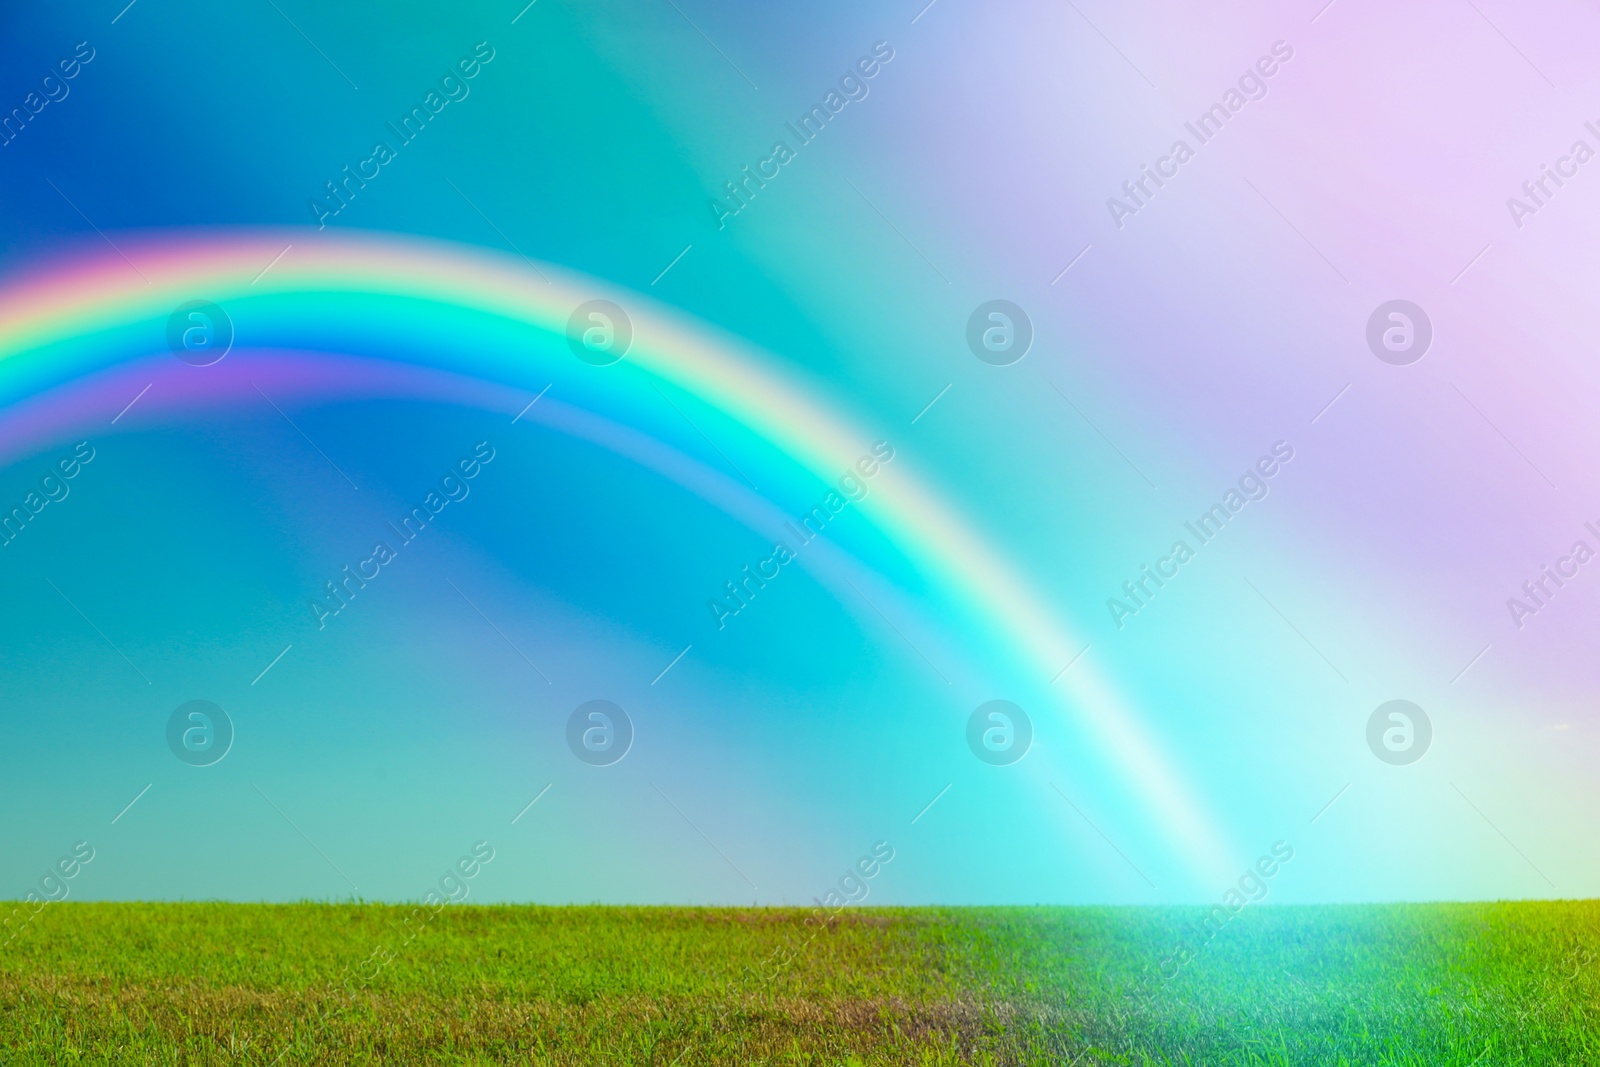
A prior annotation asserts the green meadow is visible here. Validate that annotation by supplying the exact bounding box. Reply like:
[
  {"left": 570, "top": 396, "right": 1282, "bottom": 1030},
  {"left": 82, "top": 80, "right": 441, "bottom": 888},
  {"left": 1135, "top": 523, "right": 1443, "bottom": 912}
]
[{"left": 1, "top": 902, "right": 1595, "bottom": 1064}]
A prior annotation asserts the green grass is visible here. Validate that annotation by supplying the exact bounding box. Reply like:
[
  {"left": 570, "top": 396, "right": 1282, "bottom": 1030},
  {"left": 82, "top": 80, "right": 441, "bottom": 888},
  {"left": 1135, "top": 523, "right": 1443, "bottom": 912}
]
[{"left": 1, "top": 901, "right": 1596, "bottom": 1064}]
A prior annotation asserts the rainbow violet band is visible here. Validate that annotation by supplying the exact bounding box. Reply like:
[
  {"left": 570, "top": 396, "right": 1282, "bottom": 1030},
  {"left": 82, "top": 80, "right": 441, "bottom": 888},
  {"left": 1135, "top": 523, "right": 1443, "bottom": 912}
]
[{"left": 0, "top": 230, "right": 1231, "bottom": 884}]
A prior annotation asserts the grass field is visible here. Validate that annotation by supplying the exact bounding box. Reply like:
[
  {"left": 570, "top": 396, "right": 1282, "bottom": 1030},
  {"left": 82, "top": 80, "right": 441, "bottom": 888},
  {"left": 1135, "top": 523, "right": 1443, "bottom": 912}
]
[{"left": 1, "top": 901, "right": 1596, "bottom": 1064}]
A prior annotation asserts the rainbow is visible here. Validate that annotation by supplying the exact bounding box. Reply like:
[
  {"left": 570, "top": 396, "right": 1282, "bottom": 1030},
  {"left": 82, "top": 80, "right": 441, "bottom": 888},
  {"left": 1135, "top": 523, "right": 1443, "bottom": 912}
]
[{"left": 0, "top": 231, "right": 1233, "bottom": 885}]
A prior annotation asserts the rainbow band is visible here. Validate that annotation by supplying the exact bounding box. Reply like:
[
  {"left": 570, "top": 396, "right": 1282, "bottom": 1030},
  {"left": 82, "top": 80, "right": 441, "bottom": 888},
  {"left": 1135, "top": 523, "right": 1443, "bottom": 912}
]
[{"left": 0, "top": 231, "right": 1230, "bottom": 883}]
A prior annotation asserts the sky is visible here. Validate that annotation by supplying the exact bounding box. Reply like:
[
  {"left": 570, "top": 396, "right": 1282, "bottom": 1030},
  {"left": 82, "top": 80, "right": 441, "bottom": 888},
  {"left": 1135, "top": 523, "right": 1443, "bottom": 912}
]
[{"left": 1, "top": 0, "right": 1598, "bottom": 906}]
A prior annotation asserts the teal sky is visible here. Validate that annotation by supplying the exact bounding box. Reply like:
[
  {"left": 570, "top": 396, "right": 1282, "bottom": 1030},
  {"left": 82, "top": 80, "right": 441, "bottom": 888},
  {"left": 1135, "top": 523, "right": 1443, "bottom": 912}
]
[{"left": 2, "top": 0, "right": 1598, "bottom": 906}]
